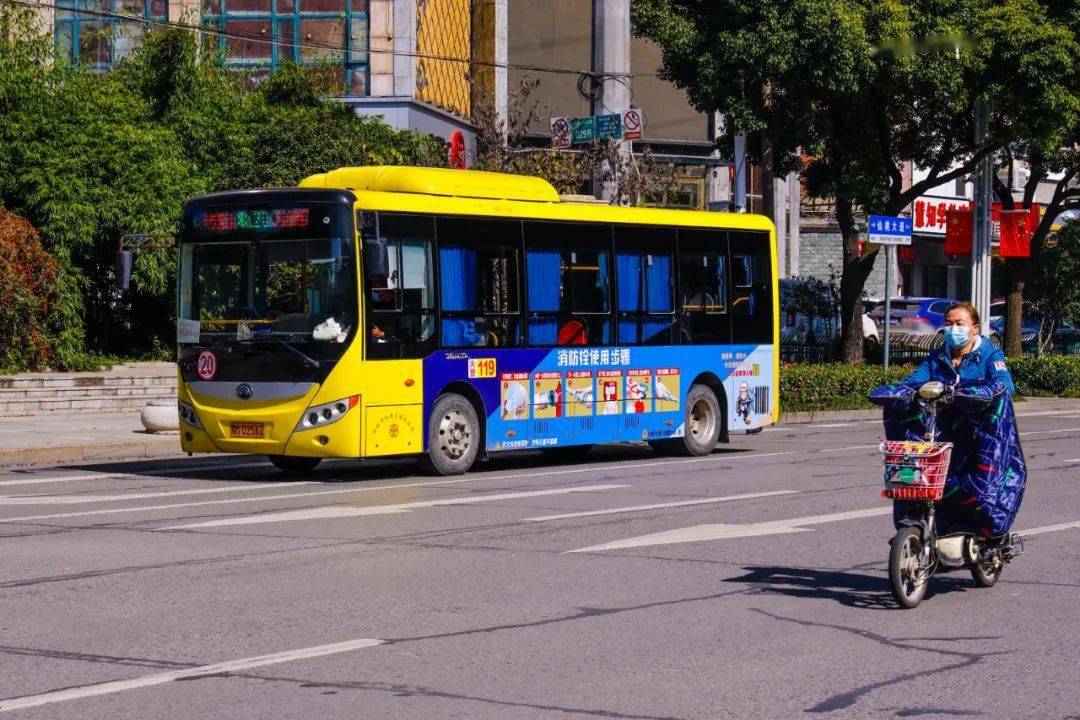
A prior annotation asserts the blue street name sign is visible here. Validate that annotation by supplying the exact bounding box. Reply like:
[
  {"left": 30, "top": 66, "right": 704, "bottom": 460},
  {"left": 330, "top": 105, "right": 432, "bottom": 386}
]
[
  {"left": 596, "top": 113, "right": 622, "bottom": 140},
  {"left": 867, "top": 215, "right": 913, "bottom": 245}
]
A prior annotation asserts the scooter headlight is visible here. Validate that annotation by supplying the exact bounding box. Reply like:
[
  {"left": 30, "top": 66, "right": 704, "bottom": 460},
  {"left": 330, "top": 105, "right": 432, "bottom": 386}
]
[{"left": 296, "top": 395, "right": 358, "bottom": 431}]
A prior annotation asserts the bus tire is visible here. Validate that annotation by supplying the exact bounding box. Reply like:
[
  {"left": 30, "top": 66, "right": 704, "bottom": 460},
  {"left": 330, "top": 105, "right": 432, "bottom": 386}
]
[
  {"left": 267, "top": 455, "right": 321, "bottom": 475},
  {"left": 672, "top": 384, "right": 722, "bottom": 456},
  {"left": 421, "top": 393, "right": 481, "bottom": 476}
]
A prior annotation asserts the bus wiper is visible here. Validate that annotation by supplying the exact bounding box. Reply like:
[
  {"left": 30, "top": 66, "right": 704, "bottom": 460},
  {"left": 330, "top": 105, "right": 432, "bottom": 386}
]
[{"left": 254, "top": 336, "right": 321, "bottom": 368}]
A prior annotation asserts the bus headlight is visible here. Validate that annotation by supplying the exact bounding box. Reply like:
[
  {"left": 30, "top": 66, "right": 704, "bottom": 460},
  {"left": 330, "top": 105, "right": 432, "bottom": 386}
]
[
  {"left": 178, "top": 400, "right": 203, "bottom": 429},
  {"left": 297, "top": 395, "right": 359, "bottom": 431}
]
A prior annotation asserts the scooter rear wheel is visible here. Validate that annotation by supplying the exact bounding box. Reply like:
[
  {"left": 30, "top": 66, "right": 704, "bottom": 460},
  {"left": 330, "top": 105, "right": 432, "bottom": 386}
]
[
  {"left": 889, "top": 527, "right": 930, "bottom": 608},
  {"left": 970, "top": 556, "right": 1003, "bottom": 587}
]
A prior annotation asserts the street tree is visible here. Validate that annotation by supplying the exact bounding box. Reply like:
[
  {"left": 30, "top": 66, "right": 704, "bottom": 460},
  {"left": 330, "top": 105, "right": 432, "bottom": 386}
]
[
  {"left": 1025, "top": 219, "right": 1080, "bottom": 355},
  {"left": 994, "top": 137, "right": 1080, "bottom": 356},
  {"left": 632, "top": 0, "right": 1079, "bottom": 362}
]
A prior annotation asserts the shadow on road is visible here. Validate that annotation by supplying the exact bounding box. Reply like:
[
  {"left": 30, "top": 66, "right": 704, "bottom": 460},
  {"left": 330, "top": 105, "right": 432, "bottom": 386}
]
[
  {"left": 727, "top": 565, "right": 973, "bottom": 610},
  {"left": 62, "top": 443, "right": 755, "bottom": 484}
]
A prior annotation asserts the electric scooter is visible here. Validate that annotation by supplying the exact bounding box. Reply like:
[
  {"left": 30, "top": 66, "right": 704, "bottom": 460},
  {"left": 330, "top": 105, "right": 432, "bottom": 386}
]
[{"left": 881, "top": 380, "right": 1022, "bottom": 609}]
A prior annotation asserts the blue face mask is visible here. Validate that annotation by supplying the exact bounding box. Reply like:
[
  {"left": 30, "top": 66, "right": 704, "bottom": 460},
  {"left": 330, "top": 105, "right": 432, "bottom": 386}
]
[{"left": 944, "top": 325, "right": 972, "bottom": 349}]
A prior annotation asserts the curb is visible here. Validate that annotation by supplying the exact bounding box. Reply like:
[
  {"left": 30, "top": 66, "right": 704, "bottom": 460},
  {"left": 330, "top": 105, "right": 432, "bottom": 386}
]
[
  {"left": 778, "top": 396, "right": 1080, "bottom": 426},
  {"left": 0, "top": 435, "right": 184, "bottom": 469}
]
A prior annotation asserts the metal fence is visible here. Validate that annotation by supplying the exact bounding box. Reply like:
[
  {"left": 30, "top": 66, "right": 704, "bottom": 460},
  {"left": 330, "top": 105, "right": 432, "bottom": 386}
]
[{"left": 782, "top": 333, "right": 1080, "bottom": 366}]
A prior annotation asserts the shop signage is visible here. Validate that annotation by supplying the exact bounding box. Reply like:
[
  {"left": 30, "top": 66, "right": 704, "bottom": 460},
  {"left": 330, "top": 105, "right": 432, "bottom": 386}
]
[{"left": 913, "top": 196, "right": 972, "bottom": 236}]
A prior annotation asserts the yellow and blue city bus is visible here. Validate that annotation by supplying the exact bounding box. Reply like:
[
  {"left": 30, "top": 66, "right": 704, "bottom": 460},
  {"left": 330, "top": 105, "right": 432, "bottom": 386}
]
[{"left": 177, "top": 166, "right": 778, "bottom": 475}]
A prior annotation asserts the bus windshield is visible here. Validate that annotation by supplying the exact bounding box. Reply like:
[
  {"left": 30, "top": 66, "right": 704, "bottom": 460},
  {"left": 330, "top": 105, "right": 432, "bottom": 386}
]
[{"left": 178, "top": 205, "right": 357, "bottom": 355}]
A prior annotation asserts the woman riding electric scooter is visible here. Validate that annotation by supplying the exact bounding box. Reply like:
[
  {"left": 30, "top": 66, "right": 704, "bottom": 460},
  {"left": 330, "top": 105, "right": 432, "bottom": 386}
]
[{"left": 870, "top": 302, "right": 1026, "bottom": 607}]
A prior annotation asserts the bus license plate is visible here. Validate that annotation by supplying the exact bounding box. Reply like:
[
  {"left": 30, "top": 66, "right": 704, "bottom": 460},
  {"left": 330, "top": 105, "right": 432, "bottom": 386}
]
[{"left": 230, "top": 422, "right": 265, "bottom": 439}]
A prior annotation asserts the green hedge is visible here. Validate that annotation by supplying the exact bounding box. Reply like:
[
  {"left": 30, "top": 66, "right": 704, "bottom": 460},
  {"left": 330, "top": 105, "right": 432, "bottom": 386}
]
[
  {"left": 780, "top": 356, "right": 1080, "bottom": 412},
  {"left": 1009, "top": 356, "right": 1080, "bottom": 398}
]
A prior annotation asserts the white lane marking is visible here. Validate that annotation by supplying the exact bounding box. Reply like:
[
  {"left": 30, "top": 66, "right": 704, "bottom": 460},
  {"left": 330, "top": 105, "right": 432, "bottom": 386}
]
[
  {"left": 0, "top": 482, "right": 317, "bottom": 506},
  {"left": 814, "top": 423, "right": 854, "bottom": 428},
  {"left": 523, "top": 490, "right": 798, "bottom": 522},
  {"left": 568, "top": 507, "right": 891, "bottom": 553},
  {"left": 0, "top": 476, "right": 505, "bottom": 524},
  {"left": 1015, "top": 409, "right": 1080, "bottom": 418},
  {"left": 0, "top": 450, "right": 799, "bottom": 525},
  {"left": 0, "top": 637, "right": 383, "bottom": 713},
  {"left": 1067, "top": 459, "right": 1080, "bottom": 463},
  {"left": 1018, "top": 520, "right": 1080, "bottom": 537},
  {"left": 0, "top": 462, "right": 270, "bottom": 487},
  {"left": 165, "top": 485, "right": 629, "bottom": 530},
  {"left": 817, "top": 444, "right": 881, "bottom": 453},
  {"left": 1020, "top": 427, "right": 1080, "bottom": 437}
]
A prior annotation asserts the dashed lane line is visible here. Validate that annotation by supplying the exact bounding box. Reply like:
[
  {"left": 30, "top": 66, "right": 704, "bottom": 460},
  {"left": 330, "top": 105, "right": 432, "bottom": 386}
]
[
  {"left": 0, "top": 638, "right": 384, "bottom": 713},
  {"left": 0, "top": 482, "right": 317, "bottom": 505},
  {"left": 523, "top": 490, "right": 798, "bottom": 522},
  {"left": 0, "top": 461, "right": 270, "bottom": 487},
  {"left": 163, "top": 485, "right": 630, "bottom": 530},
  {"left": 567, "top": 507, "right": 893, "bottom": 553}
]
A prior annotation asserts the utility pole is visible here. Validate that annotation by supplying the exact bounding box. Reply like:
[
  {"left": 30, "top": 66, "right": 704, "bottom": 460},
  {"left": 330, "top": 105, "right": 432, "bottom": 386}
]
[
  {"left": 733, "top": 133, "right": 747, "bottom": 212},
  {"left": 592, "top": 0, "right": 631, "bottom": 202},
  {"left": 970, "top": 100, "right": 993, "bottom": 331}
]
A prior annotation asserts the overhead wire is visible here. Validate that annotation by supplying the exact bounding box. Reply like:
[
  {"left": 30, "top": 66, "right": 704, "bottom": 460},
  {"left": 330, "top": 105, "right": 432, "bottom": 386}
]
[{"left": 1, "top": 0, "right": 657, "bottom": 81}]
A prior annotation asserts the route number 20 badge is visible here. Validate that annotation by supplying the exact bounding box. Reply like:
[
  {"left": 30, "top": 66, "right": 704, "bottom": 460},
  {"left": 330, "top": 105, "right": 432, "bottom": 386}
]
[{"left": 196, "top": 349, "right": 218, "bottom": 380}]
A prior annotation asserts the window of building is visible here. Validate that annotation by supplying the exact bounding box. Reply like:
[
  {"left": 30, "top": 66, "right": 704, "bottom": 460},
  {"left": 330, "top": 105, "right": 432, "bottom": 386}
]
[
  {"left": 729, "top": 231, "right": 773, "bottom": 344},
  {"left": 436, "top": 218, "right": 522, "bottom": 348},
  {"left": 614, "top": 226, "right": 675, "bottom": 345},
  {"left": 55, "top": 0, "right": 168, "bottom": 70},
  {"left": 201, "top": 0, "right": 369, "bottom": 95},
  {"left": 523, "top": 222, "right": 612, "bottom": 347},
  {"left": 922, "top": 265, "right": 948, "bottom": 299},
  {"left": 677, "top": 229, "right": 730, "bottom": 344},
  {"left": 363, "top": 213, "right": 436, "bottom": 359}
]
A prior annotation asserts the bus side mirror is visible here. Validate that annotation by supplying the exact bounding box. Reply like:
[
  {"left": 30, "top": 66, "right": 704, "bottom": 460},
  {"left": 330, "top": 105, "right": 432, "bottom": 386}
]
[
  {"left": 364, "top": 239, "right": 389, "bottom": 279},
  {"left": 114, "top": 249, "right": 133, "bottom": 290}
]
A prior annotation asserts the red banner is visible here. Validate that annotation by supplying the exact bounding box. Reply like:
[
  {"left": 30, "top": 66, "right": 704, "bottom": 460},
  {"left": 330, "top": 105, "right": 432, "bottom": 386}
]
[
  {"left": 998, "top": 205, "right": 1039, "bottom": 258},
  {"left": 944, "top": 207, "right": 973, "bottom": 255},
  {"left": 943, "top": 203, "right": 1037, "bottom": 258}
]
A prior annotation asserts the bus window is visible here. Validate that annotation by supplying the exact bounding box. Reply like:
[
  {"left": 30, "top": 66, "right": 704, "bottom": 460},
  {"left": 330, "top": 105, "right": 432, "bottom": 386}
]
[
  {"left": 729, "top": 231, "right": 773, "bottom": 344},
  {"left": 523, "top": 222, "right": 612, "bottom": 346},
  {"left": 364, "top": 213, "right": 436, "bottom": 359},
  {"left": 677, "top": 229, "right": 730, "bottom": 344},
  {"left": 614, "top": 226, "right": 675, "bottom": 345},
  {"left": 436, "top": 218, "right": 522, "bottom": 348}
]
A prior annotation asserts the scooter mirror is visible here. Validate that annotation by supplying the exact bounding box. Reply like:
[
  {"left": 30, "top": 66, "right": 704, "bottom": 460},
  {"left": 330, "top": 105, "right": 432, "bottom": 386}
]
[{"left": 918, "top": 381, "right": 946, "bottom": 400}]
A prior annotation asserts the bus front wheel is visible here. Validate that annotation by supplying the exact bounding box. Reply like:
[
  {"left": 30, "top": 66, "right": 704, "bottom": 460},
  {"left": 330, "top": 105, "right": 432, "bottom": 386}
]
[
  {"left": 267, "top": 455, "right": 321, "bottom": 475},
  {"left": 422, "top": 393, "right": 481, "bottom": 476}
]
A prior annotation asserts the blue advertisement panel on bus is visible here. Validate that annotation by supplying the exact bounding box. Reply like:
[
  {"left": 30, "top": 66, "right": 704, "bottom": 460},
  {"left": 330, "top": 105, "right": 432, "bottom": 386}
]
[{"left": 423, "top": 343, "right": 773, "bottom": 452}]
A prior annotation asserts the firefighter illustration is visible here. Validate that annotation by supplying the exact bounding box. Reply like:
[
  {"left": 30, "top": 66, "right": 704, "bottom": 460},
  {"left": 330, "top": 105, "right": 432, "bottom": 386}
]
[{"left": 736, "top": 381, "right": 754, "bottom": 426}]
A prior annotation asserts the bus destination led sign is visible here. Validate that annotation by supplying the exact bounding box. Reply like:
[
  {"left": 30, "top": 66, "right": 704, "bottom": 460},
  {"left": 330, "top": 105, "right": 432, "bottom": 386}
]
[{"left": 194, "top": 208, "right": 310, "bottom": 232}]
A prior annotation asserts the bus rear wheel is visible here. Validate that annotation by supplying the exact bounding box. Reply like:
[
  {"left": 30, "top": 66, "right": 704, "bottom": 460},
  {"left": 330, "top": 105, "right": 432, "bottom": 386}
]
[
  {"left": 668, "top": 384, "right": 722, "bottom": 456},
  {"left": 422, "top": 393, "right": 481, "bottom": 476},
  {"left": 267, "top": 455, "right": 321, "bottom": 475}
]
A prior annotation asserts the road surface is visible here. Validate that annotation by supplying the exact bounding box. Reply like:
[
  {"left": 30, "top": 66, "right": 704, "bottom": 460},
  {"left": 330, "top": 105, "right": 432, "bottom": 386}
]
[{"left": 2, "top": 409, "right": 1080, "bottom": 718}]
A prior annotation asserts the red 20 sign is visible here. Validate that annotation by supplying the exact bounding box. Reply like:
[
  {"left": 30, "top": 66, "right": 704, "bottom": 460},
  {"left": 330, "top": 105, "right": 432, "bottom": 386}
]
[{"left": 195, "top": 350, "right": 217, "bottom": 380}]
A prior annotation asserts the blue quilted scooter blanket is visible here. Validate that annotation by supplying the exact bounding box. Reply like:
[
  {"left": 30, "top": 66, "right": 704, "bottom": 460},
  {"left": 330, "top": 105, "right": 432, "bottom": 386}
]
[{"left": 869, "top": 382, "right": 1027, "bottom": 537}]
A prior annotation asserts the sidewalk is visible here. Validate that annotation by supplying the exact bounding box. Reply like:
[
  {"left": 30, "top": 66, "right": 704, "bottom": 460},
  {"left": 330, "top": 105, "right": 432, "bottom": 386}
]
[{"left": 0, "top": 410, "right": 183, "bottom": 469}]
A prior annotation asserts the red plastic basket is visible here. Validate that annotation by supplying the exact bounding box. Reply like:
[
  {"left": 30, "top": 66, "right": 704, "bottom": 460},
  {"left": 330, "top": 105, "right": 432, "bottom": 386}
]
[{"left": 879, "top": 440, "right": 953, "bottom": 501}]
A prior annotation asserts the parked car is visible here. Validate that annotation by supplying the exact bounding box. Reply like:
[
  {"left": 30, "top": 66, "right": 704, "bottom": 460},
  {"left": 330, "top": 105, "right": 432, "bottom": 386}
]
[
  {"left": 989, "top": 301, "right": 1080, "bottom": 352},
  {"left": 868, "top": 296, "right": 1003, "bottom": 349},
  {"left": 869, "top": 296, "right": 953, "bottom": 336},
  {"left": 779, "top": 279, "right": 879, "bottom": 345}
]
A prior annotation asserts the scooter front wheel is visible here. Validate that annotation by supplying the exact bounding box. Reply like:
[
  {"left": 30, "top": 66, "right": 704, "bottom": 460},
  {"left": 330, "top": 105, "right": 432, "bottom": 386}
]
[{"left": 889, "top": 527, "right": 930, "bottom": 608}]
